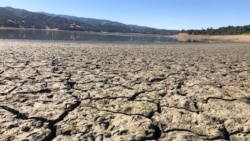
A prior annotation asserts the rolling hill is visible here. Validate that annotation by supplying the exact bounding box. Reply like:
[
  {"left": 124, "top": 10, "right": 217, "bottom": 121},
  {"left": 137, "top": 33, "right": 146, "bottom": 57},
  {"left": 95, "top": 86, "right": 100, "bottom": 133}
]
[{"left": 0, "top": 7, "right": 179, "bottom": 35}]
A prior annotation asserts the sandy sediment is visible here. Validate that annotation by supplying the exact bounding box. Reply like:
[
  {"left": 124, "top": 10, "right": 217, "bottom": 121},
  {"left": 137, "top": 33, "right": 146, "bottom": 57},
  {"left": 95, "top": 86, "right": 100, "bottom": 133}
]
[
  {"left": 177, "top": 33, "right": 250, "bottom": 43},
  {"left": 0, "top": 40, "right": 250, "bottom": 141}
]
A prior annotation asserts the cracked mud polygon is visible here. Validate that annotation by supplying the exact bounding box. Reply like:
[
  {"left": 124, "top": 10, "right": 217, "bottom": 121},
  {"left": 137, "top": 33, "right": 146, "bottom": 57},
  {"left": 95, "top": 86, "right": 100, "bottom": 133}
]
[{"left": 0, "top": 40, "right": 250, "bottom": 141}]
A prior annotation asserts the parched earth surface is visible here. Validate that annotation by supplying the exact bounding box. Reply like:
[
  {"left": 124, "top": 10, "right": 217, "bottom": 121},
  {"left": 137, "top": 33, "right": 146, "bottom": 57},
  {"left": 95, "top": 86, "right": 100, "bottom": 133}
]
[{"left": 0, "top": 40, "right": 250, "bottom": 141}]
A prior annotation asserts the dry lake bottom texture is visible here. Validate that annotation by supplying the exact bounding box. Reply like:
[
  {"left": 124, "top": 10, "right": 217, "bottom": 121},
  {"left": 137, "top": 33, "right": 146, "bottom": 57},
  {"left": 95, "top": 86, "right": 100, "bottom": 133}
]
[{"left": 0, "top": 40, "right": 250, "bottom": 141}]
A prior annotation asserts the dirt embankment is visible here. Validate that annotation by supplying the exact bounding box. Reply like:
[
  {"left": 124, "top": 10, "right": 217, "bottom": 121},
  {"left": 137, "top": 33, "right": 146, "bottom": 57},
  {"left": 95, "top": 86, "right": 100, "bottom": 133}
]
[{"left": 177, "top": 33, "right": 250, "bottom": 42}]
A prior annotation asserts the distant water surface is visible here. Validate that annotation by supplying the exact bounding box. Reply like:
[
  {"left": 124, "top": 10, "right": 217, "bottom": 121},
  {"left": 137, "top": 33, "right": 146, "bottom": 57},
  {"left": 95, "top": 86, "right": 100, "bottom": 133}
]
[{"left": 0, "top": 29, "right": 178, "bottom": 43}]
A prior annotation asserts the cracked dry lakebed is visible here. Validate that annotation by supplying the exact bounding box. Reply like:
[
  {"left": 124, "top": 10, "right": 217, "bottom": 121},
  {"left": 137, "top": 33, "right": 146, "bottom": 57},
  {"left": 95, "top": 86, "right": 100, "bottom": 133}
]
[{"left": 0, "top": 40, "right": 250, "bottom": 141}]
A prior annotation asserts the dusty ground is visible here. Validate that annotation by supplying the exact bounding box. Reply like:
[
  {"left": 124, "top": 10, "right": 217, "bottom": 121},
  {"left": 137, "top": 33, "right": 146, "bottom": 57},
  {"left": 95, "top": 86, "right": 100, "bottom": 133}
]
[
  {"left": 177, "top": 33, "right": 250, "bottom": 43},
  {"left": 0, "top": 40, "right": 250, "bottom": 141}
]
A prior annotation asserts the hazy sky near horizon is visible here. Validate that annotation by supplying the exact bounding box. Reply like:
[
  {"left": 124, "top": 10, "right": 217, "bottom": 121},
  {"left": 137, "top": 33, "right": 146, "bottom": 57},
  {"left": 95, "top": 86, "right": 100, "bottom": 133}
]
[{"left": 1, "top": 0, "right": 249, "bottom": 30}]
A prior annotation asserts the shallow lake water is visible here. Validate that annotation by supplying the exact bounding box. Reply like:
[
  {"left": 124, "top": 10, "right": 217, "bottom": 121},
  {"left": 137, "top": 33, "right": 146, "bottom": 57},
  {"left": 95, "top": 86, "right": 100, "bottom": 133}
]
[{"left": 0, "top": 29, "right": 178, "bottom": 43}]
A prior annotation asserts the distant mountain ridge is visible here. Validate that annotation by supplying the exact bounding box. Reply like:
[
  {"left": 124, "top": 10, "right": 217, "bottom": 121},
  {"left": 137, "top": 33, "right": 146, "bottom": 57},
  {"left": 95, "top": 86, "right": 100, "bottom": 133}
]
[
  {"left": 0, "top": 7, "right": 93, "bottom": 31},
  {"left": 0, "top": 7, "right": 179, "bottom": 35}
]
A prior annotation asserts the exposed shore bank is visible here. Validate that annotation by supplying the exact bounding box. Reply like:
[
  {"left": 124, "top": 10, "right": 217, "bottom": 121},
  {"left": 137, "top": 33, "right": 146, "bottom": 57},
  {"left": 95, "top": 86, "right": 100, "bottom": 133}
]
[{"left": 177, "top": 33, "right": 250, "bottom": 42}]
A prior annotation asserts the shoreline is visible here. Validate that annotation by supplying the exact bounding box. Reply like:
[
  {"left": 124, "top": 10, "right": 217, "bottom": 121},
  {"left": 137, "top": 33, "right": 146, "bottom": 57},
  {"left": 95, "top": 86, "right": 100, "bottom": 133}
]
[
  {"left": 177, "top": 33, "right": 250, "bottom": 43},
  {"left": 1, "top": 27, "right": 250, "bottom": 43}
]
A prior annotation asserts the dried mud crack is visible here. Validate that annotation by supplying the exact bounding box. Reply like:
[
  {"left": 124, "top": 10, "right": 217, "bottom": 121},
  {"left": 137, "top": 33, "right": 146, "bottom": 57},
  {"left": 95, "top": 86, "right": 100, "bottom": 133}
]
[
  {"left": 44, "top": 97, "right": 81, "bottom": 141},
  {"left": 0, "top": 40, "right": 250, "bottom": 140},
  {"left": 0, "top": 105, "right": 28, "bottom": 119}
]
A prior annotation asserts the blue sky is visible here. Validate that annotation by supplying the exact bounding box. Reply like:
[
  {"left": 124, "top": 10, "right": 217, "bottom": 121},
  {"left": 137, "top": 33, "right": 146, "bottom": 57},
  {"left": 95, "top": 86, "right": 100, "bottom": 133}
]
[{"left": 1, "top": 0, "right": 249, "bottom": 30}]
